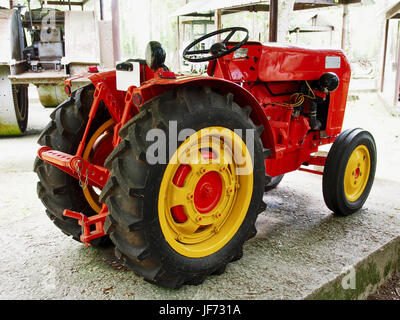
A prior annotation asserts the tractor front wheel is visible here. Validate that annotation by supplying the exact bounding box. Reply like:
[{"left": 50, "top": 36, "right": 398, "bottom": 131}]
[
  {"left": 100, "top": 87, "right": 266, "bottom": 288},
  {"left": 323, "top": 128, "right": 377, "bottom": 216}
]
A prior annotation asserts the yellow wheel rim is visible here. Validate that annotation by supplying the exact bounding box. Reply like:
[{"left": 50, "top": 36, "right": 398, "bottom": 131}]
[
  {"left": 158, "top": 127, "right": 254, "bottom": 258},
  {"left": 344, "top": 145, "right": 371, "bottom": 202},
  {"left": 82, "top": 119, "right": 114, "bottom": 213}
]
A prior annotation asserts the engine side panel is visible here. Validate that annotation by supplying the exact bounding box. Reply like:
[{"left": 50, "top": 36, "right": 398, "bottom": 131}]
[
  {"left": 258, "top": 45, "right": 351, "bottom": 136},
  {"left": 258, "top": 45, "right": 351, "bottom": 82}
]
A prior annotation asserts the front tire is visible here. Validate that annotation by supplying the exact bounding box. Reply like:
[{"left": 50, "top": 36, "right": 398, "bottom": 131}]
[
  {"left": 100, "top": 87, "right": 266, "bottom": 288},
  {"left": 323, "top": 128, "right": 377, "bottom": 216}
]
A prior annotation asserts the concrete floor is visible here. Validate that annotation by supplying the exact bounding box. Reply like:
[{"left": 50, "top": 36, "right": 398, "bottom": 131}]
[{"left": 0, "top": 88, "right": 399, "bottom": 300}]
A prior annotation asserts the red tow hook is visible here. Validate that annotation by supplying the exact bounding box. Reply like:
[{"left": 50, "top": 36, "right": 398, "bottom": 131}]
[{"left": 63, "top": 205, "right": 109, "bottom": 247}]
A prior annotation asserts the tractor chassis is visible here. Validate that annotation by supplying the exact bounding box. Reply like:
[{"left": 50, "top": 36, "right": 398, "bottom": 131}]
[{"left": 37, "top": 73, "right": 336, "bottom": 247}]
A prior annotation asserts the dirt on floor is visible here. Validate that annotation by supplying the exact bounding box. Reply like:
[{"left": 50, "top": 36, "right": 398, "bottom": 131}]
[{"left": 367, "top": 272, "right": 400, "bottom": 300}]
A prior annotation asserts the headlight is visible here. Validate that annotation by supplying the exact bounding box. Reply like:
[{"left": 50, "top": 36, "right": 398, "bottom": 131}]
[
  {"left": 318, "top": 72, "right": 339, "bottom": 93},
  {"left": 145, "top": 41, "right": 166, "bottom": 71}
]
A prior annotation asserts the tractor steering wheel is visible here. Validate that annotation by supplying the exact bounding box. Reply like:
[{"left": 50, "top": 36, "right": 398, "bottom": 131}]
[{"left": 183, "top": 27, "right": 249, "bottom": 63}]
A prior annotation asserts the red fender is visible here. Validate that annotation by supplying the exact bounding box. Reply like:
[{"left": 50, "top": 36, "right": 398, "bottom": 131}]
[
  {"left": 72, "top": 70, "right": 276, "bottom": 157},
  {"left": 132, "top": 76, "right": 276, "bottom": 157}
]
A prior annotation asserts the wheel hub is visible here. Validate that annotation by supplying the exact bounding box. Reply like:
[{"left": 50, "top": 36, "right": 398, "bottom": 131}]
[{"left": 194, "top": 172, "right": 222, "bottom": 214}]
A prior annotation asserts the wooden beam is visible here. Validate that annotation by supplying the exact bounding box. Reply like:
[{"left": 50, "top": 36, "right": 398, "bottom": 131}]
[
  {"left": 289, "top": 26, "right": 334, "bottom": 33},
  {"left": 45, "top": 1, "right": 87, "bottom": 6},
  {"left": 214, "top": 9, "right": 222, "bottom": 29},
  {"left": 222, "top": 4, "right": 270, "bottom": 13},
  {"left": 294, "top": 4, "right": 333, "bottom": 10},
  {"left": 182, "top": 20, "right": 215, "bottom": 25},
  {"left": 295, "top": 0, "right": 360, "bottom": 4},
  {"left": 386, "top": 2, "right": 400, "bottom": 20},
  {"left": 294, "top": 0, "right": 336, "bottom": 4},
  {"left": 269, "top": 0, "right": 278, "bottom": 42}
]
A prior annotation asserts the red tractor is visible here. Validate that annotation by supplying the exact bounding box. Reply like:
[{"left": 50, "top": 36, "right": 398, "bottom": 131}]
[{"left": 35, "top": 27, "right": 377, "bottom": 289}]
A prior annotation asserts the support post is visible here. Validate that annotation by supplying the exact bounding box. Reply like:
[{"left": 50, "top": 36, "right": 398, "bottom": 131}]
[
  {"left": 100, "top": 0, "right": 104, "bottom": 20},
  {"left": 215, "top": 9, "right": 222, "bottom": 41},
  {"left": 381, "top": 19, "right": 389, "bottom": 93},
  {"left": 269, "top": 0, "right": 278, "bottom": 42},
  {"left": 214, "top": 9, "right": 221, "bottom": 30}
]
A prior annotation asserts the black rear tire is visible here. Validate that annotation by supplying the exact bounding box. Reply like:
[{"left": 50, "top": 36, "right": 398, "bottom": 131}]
[
  {"left": 322, "top": 128, "right": 377, "bottom": 216},
  {"left": 100, "top": 87, "right": 266, "bottom": 288},
  {"left": 34, "top": 85, "right": 112, "bottom": 247}
]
